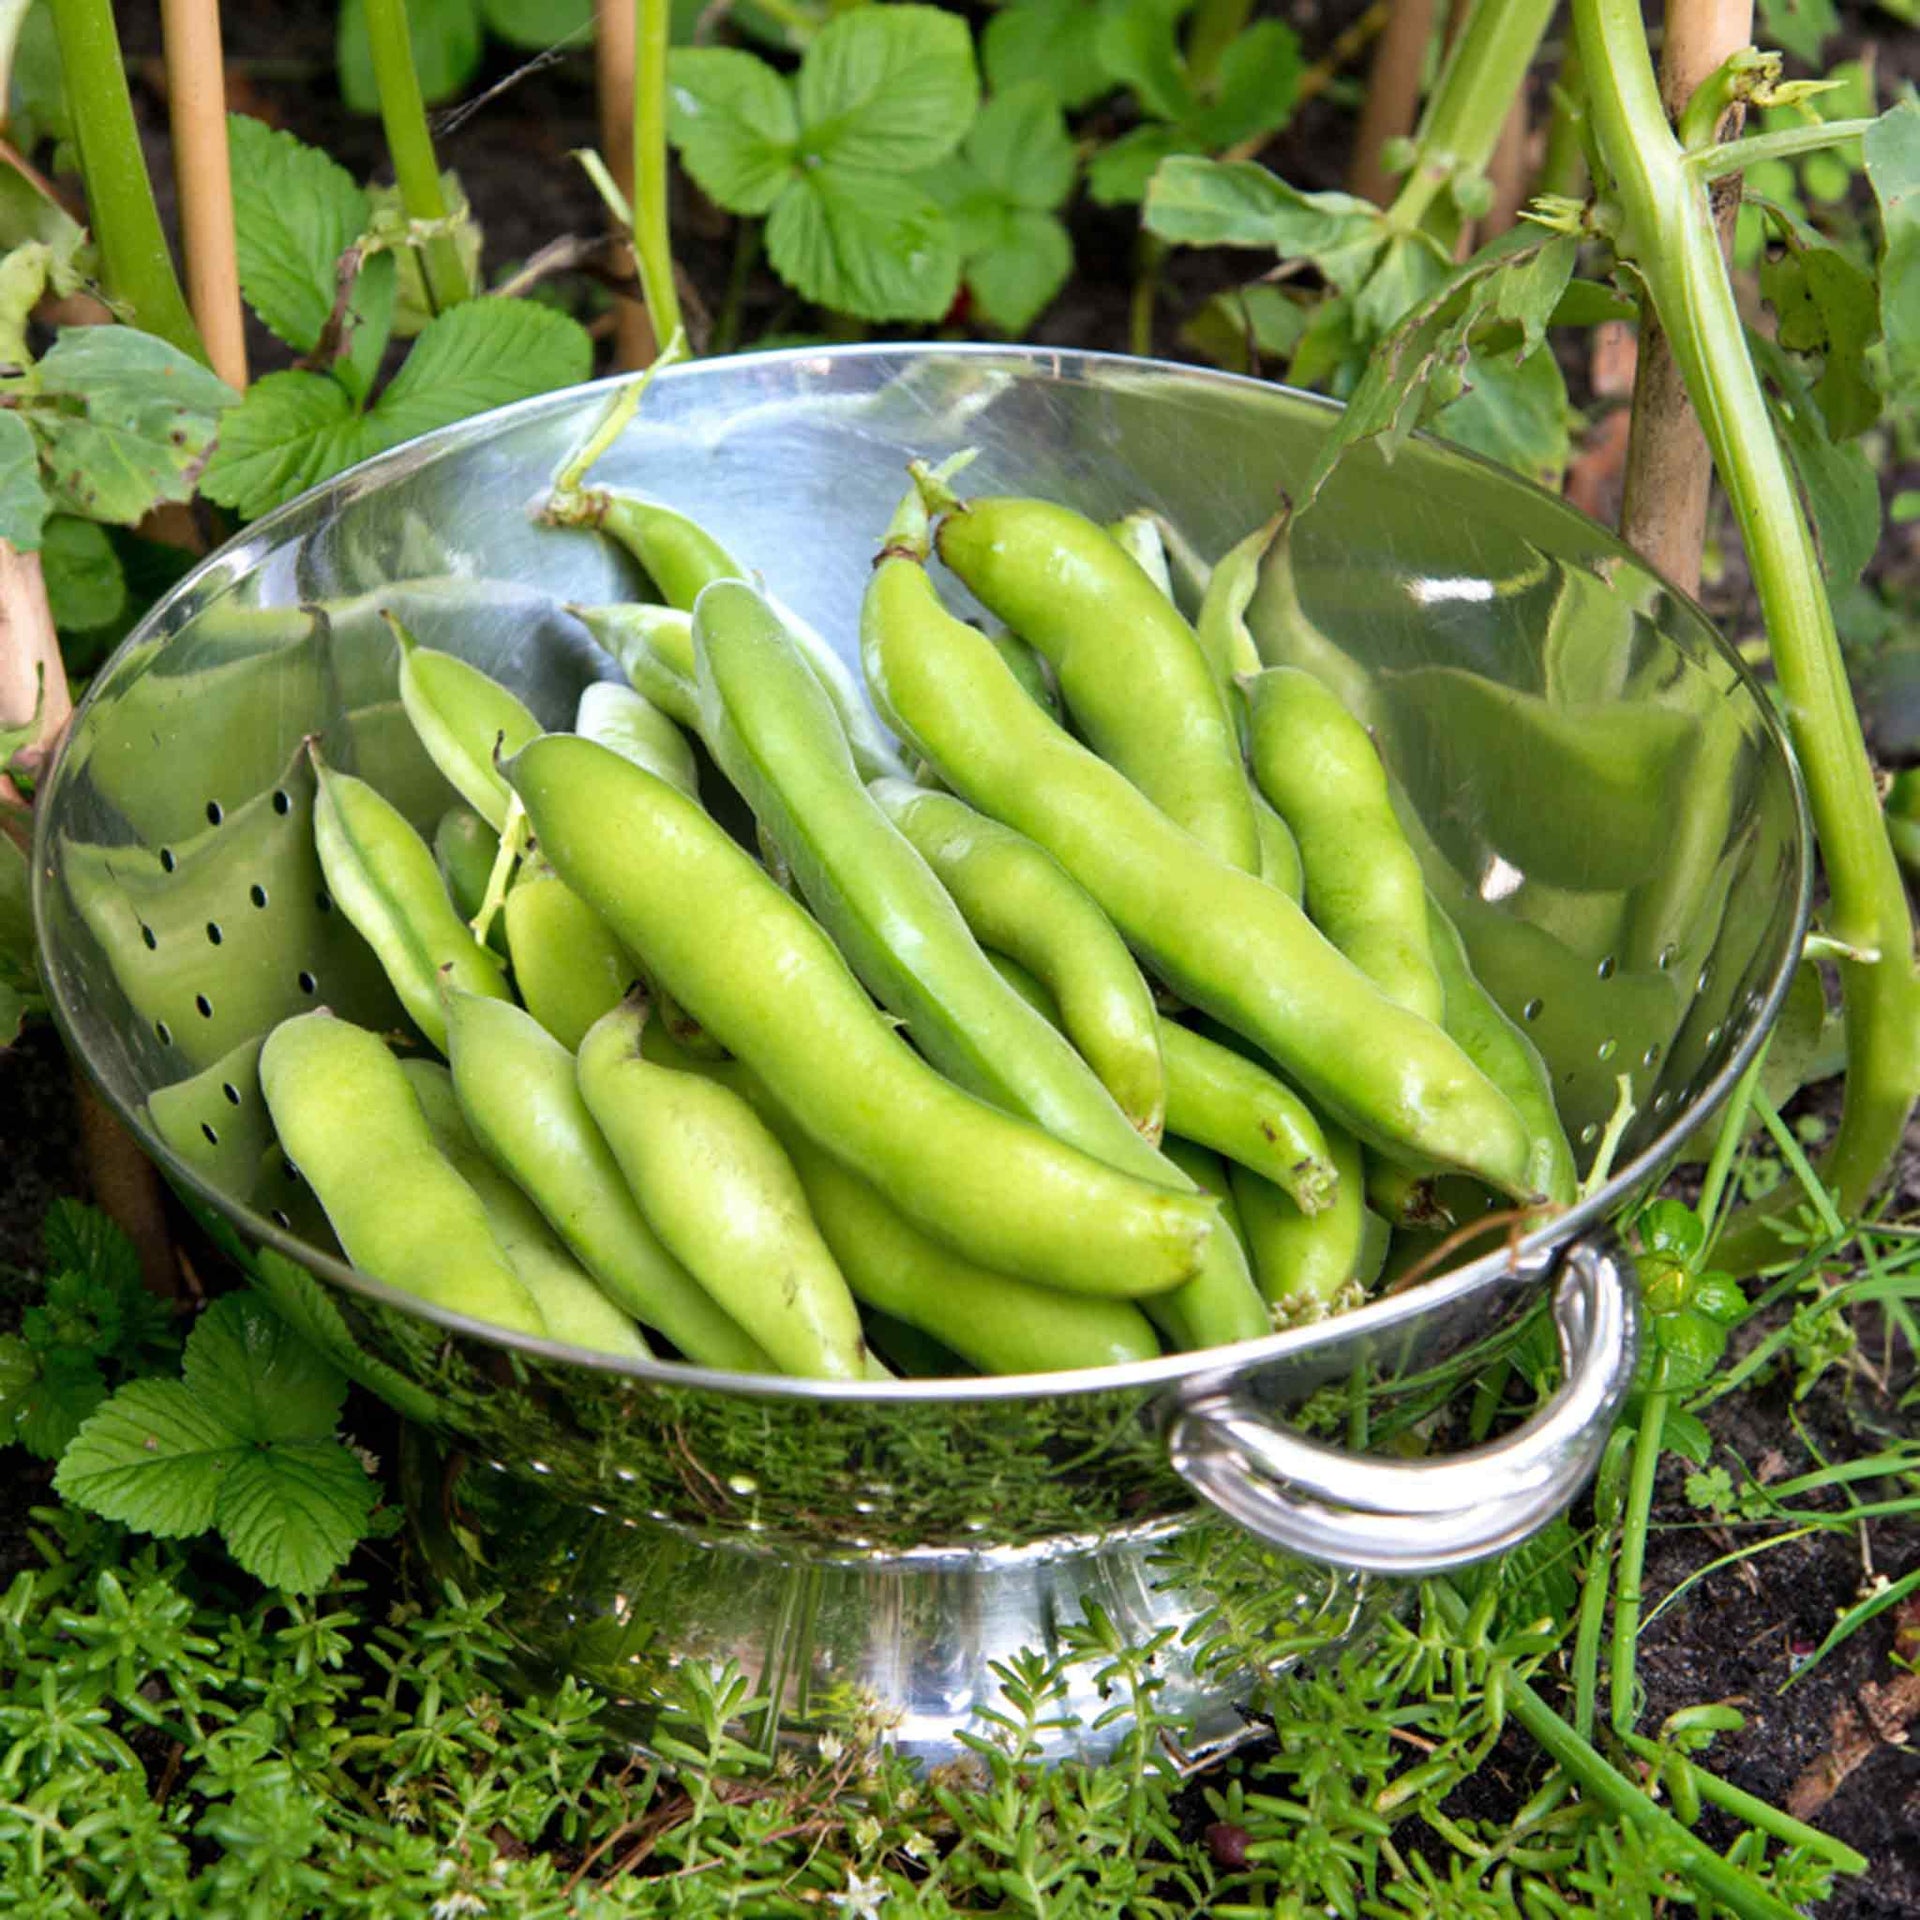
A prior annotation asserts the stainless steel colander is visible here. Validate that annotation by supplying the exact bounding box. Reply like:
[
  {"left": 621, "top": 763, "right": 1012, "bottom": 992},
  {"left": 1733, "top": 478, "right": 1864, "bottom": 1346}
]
[{"left": 32, "top": 346, "right": 1809, "bottom": 1765}]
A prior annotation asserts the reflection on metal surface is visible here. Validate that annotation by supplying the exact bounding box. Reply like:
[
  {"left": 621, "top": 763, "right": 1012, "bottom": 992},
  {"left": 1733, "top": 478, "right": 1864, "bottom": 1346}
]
[{"left": 33, "top": 346, "right": 1810, "bottom": 1764}]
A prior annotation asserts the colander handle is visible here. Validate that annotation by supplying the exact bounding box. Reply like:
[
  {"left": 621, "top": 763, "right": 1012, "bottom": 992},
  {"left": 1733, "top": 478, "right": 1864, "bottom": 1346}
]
[{"left": 1165, "top": 1235, "right": 1637, "bottom": 1574}]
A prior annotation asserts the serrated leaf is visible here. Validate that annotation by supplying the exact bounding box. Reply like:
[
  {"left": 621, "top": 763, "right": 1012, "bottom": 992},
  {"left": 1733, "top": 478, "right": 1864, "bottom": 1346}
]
[
  {"left": 965, "top": 83, "right": 1075, "bottom": 212},
  {"left": 0, "top": 408, "right": 48, "bottom": 550},
  {"left": 30, "top": 326, "right": 238, "bottom": 524},
  {"left": 1143, "top": 155, "right": 1385, "bottom": 287},
  {"left": 1758, "top": 0, "right": 1839, "bottom": 65},
  {"left": 40, "top": 514, "right": 125, "bottom": 632},
  {"left": 967, "top": 207, "right": 1072, "bottom": 334},
  {"left": 368, "top": 296, "right": 593, "bottom": 445},
  {"left": 182, "top": 1294, "right": 347, "bottom": 1446},
  {"left": 479, "top": 0, "right": 593, "bottom": 48},
  {"left": 1759, "top": 210, "right": 1880, "bottom": 439},
  {"left": 228, "top": 114, "right": 371, "bottom": 356},
  {"left": 15, "top": 1349, "right": 106, "bottom": 1458},
  {"left": 1188, "top": 17, "right": 1301, "bottom": 151},
  {"left": 666, "top": 47, "right": 799, "bottom": 216},
  {"left": 982, "top": 0, "right": 1112, "bottom": 112},
  {"left": 1751, "top": 328, "right": 1879, "bottom": 588},
  {"left": 797, "top": 4, "right": 979, "bottom": 174},
  {"left": 0, "top": 1332, "right": 32, "bottom": 1417},
  {"left": 199, "top": 369, "right": 366, "bottom": 521},
  {"left": 337, "top": 0, "right": 483, "bottom": 114},
  {"left": 53, "top": 1378, "right": 243, "bottom": 1530},
  {"left": 214, "top": 1442, "right": 375, "bottom": 1592},
  {"left": 1866, "top": 99, "right": 1920, "bottom": 396},
  {"left": 1095, "top": 0, "right": 1190, "bottom": 124},
  {"left": 1090, "top": 122, "right": 1200, "bottom": 207},
  {"left": 767, "top": 169, "right": 959, "bottom": 321},
  {"left": 1432, "top": 345, "right": 1570, "bottom": 489},
  {"left": 44, "top": 1198, "right": 143, "bottom": 1307}
]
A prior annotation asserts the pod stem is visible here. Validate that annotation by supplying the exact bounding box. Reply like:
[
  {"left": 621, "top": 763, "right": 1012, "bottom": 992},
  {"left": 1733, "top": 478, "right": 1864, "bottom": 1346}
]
[
  {"left": 469, "top": 793, "right": 528, "bottom": 947},
  {"left": 548, "top": 328, "right": 689, "bottom": 506}
]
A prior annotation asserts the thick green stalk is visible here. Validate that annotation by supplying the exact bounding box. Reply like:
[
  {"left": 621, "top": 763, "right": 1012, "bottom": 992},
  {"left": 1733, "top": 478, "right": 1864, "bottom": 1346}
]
[
  {"left": 1576, "top": 0, "right": 1920, "bottom": 1247},
  {"left": 1536, "top": 47, "right": 1589, "bottom": 201},
  {"left": 48, "top": 0, "right": 205, "bottom": 359},
  {"left": 363, "top": 0, "right": 471, "bottom": 315},
  {"left": 1385, "top": 0, "right": 1557, "bottom": 241},
  {"left": 1608, "top": 1352, "right": 1669, "bottom": 1736},
  {"left": 632, "top": 0, "right": 683, "bottom": 353}
]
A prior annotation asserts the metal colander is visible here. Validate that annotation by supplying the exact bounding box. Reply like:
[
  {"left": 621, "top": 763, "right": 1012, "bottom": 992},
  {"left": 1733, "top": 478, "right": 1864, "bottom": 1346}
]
[{"left": 32, "top": 346, "right": 1809, "bottom": 1765}]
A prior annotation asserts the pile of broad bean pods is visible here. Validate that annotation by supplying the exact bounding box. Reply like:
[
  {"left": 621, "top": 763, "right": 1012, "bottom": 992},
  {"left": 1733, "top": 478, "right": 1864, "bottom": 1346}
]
[{"left": 259, "top": 454, "right": 1577, "bottom": 1380}]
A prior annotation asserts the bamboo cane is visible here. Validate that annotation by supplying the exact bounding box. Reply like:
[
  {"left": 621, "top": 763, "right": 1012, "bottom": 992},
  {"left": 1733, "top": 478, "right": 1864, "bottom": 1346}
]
[
  {"left": 596, "top": 0, "right": 655, "bottom": 368},
  {"left": 161, "top": 0, "right": 247, "bottom": 390}
]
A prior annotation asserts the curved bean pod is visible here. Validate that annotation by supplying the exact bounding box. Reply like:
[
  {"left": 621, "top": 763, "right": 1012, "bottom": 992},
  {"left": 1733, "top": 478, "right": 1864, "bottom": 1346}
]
[
  {"left": 504, "top": 733, "right": 1217, "bottom": 1298},
  {"left": 504, "top": 855, "right": 639, "bottom": 1052},
  {"left": 392, "top": 617, "right": 542, "bottom": 831},
  {"left": 1195, "top": 514, "right": 1277, "bottom": 692},
  {"left": 576, "top": 680, "right": 699, "bottom": 798},
  {"left": 1159, "top": 1136, "right": 1249, "bottom": 1258},
  {"left": 1251, "top": 796, "right": 1303, "bottom": 902},
  {"left": 441, "top": 981, "right": 773, "bottom": 1370},
  {"left": 259, "top": 1009, "right": 544, "bottom": 1336},
  {"left": 578, "top": 1000, "right": 868, "bottom": 1379},
  {"left": 923, "top": 479, "right": 1259, "bottom": 872},
  {"left": 311, "top": 747, "right": 510, "bottom": 1054},
  {"left": 1244, "top": 664, "right": 1445, "bottom": 1027},
  {"left": 985, "top": 624, "right": 1061, "bottom": 721},
  {"left": 1106, "top": 509, "right": 1173, "bottom": 599},
  {"left": 571, "top": 602, "right": 700, "bottom": 729},
  {"left": 866, "top": 777, "right": 1165, "bottom": 1142},
  {"left": 1230, "top": 1125, "right": 1368, "bottom": 1322},
  {"left": 401, "top": 1058, "right": 649, "bottom": 1358},
  {"left": 860, "top": 556, "right": 1533, "bottom": 1196}
]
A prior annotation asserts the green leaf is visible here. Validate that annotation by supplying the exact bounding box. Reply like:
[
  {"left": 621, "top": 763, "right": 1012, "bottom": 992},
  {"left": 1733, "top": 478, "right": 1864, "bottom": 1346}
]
[
  {"left": 1095, "top": 0, "right": 1191, "bottom": 124},
  {"left": 182, "top": 1295, "right": 347, "bottom": 1446},
  {"left": 1492, "top": 231, "right": 1578, "bottom": 357},
  {"left": 29, "top": 326, "right": 238, "bottom": 525},
  {"left": 39, "top": 514, "right": 125, "bottom": 632},
  {"left": 967, "top": 207, "right": 1072, "bottom": 334},
  {"left": 1866, "top": 99, "right": 1920, "bottom": 397},
  {"left": 0, "top": 168, "right": 93, "bottom": 299},
  {"left": 1187, "top": 17, "right": 1301, "bottom": 151},
  {"left": 215, "top": 1442, "right": 376, "bottom": 1592},
  {"left": 0, "top": 1333, "right": 33, "bottom": 1425},
  {"left": 1758, "top": 205, "right": 1881, "bottom": 440},
  {"left": 767, "top": 169, "right": 959, "bottom": 321},
  {"left": 365, "top": 173, "right": 483, "bottom": 341},
  {"left": 227, "top": 114, "right": 371, "bottom": 356},
  {"left": 1750, "top": 328, "right": 1880, "bottom": 588},
  {"left": 337, "top": 0, "right": 483, "bottom": 115},
  {"left": 1432, "top": 345, "right": 1570, "bottom": 490},
  {"left": 0, "top": 237, "right": 49, "bottom": 367},
  {"left": 199, "top": 369, "right": 365, "bottom": 521},
  {"left": 44, "top": 1198, "right": 142, "bottom": 1305},
  {"left": 666, "top": 47, "right": 799, "bottom": 216},
  {"left": 1758, "top": 0, "right": 1839, "bottom": 62},
  {"left": 367, "top": 296, "right": 594, "bottom": 446},
  {"left": 1089, "top": 123, "right": 1200, "bottom": 207},
  {"left": 797, "top": 4, "right": 979, "bottom": 174},
  {"left": 965, "top": 83, "right": 1075, "bottom": 212},
  {"left": 53, "top": 1378, "right": 244, "bottom": 1531},
  {"left": 479, "top": 0, "right": 593, "bottom": 48},
  {"left": 7, "top": 2, "right": 69, "bottom": 152},
  {"left": 13, "top": 1348, "right": 105, "bottom": 1457},
  {"left": 982, "top": 0, "right": 1113, "bottom": 112},
  {"left": 1180, "top": 279, "right": 1308, "bottom": 372},
  {"left": 1143, "top": 155, "right": 1385, "bottom": 287},
  {"left": 0, "top": 408, "right": 48, "bottom": 550},
  {"left": 1350, "top": 227, "right": 1451, "bottom": 339}
]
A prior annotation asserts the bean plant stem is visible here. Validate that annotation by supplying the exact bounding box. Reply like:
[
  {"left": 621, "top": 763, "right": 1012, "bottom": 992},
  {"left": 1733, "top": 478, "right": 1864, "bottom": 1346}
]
[
  {"left": 1385, "top": 0, "right": 1556, "bottom": 242},
  {"left": 362, "top": 0, "right": 471, "bottom": 315},
  {"left": 1569, "top": 1514, "right": 1614, "bottom": 1741},
  {"left": 1576, "top": 0, "right": 1920, "bottom": 1244},
  {"left": 1608, "top": 1349, "right": 1669, "bottom": 1737},
  {"left": 632, "top": 0, "right": 684, "bottom": 354},
  {"left": 47, "top": 0, "right": 205, "bottom": 360}
]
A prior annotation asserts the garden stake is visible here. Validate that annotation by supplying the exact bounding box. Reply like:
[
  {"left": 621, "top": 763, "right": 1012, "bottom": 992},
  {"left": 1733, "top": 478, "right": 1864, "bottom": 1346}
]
[
  {"left": 160, "top": 0, "right": 246, "bottom": 391},
  {"left": 1577, "top": 0, "right": 1920, "bottom": 1247},
  {"left": 595, "top": 0, "right": 655, "bottom": 368},
  {"left": 1349, "top": 0, "right": 1436, "bottom": 205}
]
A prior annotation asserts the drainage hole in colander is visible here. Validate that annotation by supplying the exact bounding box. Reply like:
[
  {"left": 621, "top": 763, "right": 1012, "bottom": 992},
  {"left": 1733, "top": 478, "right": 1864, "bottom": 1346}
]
[
  {"left": 139, "top": 924, "right": 157, "bottom": 951},
  {"left": 1653, "top": 1090, "right": 1673, "bottom": 1114},
  {"left": 1579, "top": 1122, "right": 1599, "bottom": 1146},
  {"left": 315, "top": 889, "right": 332, "bottom": 914},
  {"left": 1705, "top": 1024, "right": 1724, "bottom": 1048},
  {"left": 221, "top": 1082, "right": 241, "bottom": 1105},
  {"left": 1597, "top": 1038, "right": 1617, "bottom": 1062},
  {"left": 1522, "top": 997, "right": 1544, "bottom": 1022},
  {"left": 1642, "top": 1043, "right": 1661, "bottom": 1068},
  {"left": 249, "top": 883, "right": 268, "bottom": 909},
  {"left": 205, "top": 921, "right": 222, "bottom": 946},
  {"left": 200, "top": 1123, "right": 218, "bottom": 1147},
  {"left": 1597, "top": 954, "right": 1617, "bottom": 980},
  {"left": 205, "top": 800, "right": 223, "bottom": 827},
  {"left": 297, "top": 970, "right": 317, "bottom": 995},
  {"left": 194, "top": 993, "right": 213, "bottom": 1019},
  {"left": 159, "top": 848, "right": 176, "bottom": 873},
  {"left": 271, "top": 789, "right": 291, "bottom": 816},
  {"left": 1697, "top": 963, "right": 1713, "bottom": 992},
  {"left": 271, "top": 1209, "right": 291, "bottom": 1229},
  {"left": 154, "top": 1020, "right": 172, "bottom": 1046},
  {"left": 282, "top": 1159, "right": 300, "bottom": 1183},
  {"left": 1658, "top": 943, "right": 1679, "bottom": 970}
]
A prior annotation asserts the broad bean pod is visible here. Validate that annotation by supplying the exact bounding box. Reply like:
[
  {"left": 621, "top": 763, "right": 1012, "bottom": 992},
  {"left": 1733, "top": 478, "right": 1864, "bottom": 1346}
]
[
  {"left": 576, "top": 679, "right": 699, "bottom": 798},
  {"left": 392, "top": 617, "right": 541, "bottom": 831},
  {"left": 571, "top": 602, "right": 700, "bottom": 729},
  {"left": 433, "top": 808, "right": 508, "bottom": 956},
  {"left": 504, "top": 855, "right": 639, "bottom": 1053},
  {"left": 259, "top": 1009, "right": 544, "bottom": 1336},
  {"left": 1230, "top": 1125, "right": 1370, "bottom": 1321}
]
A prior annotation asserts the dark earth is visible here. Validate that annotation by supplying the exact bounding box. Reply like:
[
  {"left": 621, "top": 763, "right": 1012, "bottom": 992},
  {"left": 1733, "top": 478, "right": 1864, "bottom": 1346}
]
[{"left": 2, "top": 0, "right": 1916, "bottom": 1908}]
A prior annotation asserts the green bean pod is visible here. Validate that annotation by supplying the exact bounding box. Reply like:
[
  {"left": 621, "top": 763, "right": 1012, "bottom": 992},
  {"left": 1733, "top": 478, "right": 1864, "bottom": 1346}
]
[
  {"left": 1251, "top": 796, "right": 1303, "bottom": 902},
  {"left": 1106, "top": 509, "right": 1173, "bottom": 599},
  {"left": 577, "top": 1000, "right": 868, "bottom": 1379},
  {"left": 868, "top": 778, "right": 1165, "bottom": 1142},
  {"left": 1243, "top": 664, "right": 1445, "bottom": 1027},
  {"left": 440, "top": 981, "right": 773, "bottom": 1370},
  {"left": 640, "top": 1022, "right": 1162, "bottom": 1375},
  {"left": 1195, "top": 514, "right": 1277, "bottom": 691},
  {"left": 576, "top": 679, "right": 699, "bottom": 798},
  {"left": 985, "top": 624, "right": 1061, "bottom": 721},
  {"left": 504, "top": 733, "right": 1217, "bottom": 1299},
  {"left": 1230, "top": 1125, "right": 1368, "bottom": 1322},
  {"left": 504, "top": 855, "right": 639, "bottom": 1052},
  {"left": 259, "top": 1010, "right": 545, "bottom": 1337},
  {"left": 311, "top": 748, "right": 510, "bottom": 1054},
  {"left": 1159, "top": 1137, "right": 1249, "bottom": 1258},
  {"left": 923, "top": 480, "right": 1260, "bottom": 873},
  {"left": 1364, "top": 1159, "right": 1452, "bottom": 1230},
  {"left": 572, "top": 602, "right": 700, "bottom": 729},
  {"left": 1427, "top": 895, "right": 1578, "bottom": 1206},
  {"left": 392, "top": 619, "right": 542, "bottom": 831},
  {"left": 861, "top": 551, "right": 1534, "bottom": 1196},
  {"left": 401, "top": 1059, "right": 650, "bottom": 1359},
  {"left": 434, "top": 807, "right": 508, "bottom": 956}
]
